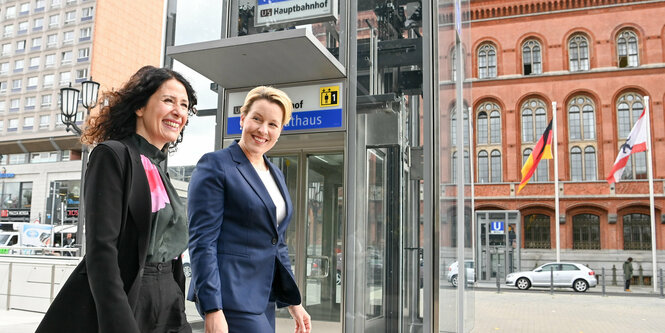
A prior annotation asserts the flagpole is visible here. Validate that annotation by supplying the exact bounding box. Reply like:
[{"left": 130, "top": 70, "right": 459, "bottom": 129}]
[
  {"left": 552, "top": 101, "right": 560, "bottom": 263},
  {"left": 644, "top": 96, "right": 657, "bottom": 292}
]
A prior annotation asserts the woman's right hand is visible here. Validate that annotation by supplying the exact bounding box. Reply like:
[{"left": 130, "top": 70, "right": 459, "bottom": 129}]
[{"left": 204, "top": 310, "right": 228, "bottom": 333}]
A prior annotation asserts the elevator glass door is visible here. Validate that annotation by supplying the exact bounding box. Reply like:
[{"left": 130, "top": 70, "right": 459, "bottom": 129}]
[{"left": 270, "top": 152, "right": 344, "bottom": 332}]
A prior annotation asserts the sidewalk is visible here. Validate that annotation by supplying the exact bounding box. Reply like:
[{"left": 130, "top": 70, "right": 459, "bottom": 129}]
[{"left": 1, "top": 282, "right": 661, "bottom": 333}]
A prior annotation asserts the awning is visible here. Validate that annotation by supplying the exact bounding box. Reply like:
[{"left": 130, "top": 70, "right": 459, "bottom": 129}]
[{"left": 167, "top": 28, "right": 346, "bottom": 90}]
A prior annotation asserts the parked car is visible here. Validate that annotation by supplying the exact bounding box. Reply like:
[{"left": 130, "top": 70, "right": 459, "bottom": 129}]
[
  {"left": 505, "top": 262, "right": 597, "bottom": 292},
  {"left": 181, "top": 249, "right": 191, "bottom": 278},
  {"left": 447, "top": 260, "right": 475, "bottom": 287},
  {"left": 0, "top": 232, "right": 19, "bottom": 254}
]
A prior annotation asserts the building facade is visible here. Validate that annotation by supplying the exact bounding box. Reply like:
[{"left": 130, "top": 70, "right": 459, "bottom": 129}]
[
  {"left": 458, "top": 0, "right": 665, "bottom": 280},
  {"left": 0, "top": 0, "right": 165, "bottom": 237}
]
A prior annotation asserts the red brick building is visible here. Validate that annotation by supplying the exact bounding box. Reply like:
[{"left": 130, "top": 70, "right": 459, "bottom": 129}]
[{"left": 445, "top": 0, "right": 665, "bottom": 277}]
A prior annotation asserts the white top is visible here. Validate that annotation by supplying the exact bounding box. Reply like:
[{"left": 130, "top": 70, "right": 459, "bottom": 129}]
[{"left": 256, "top": 168, "right": 286, "bottom": 225}]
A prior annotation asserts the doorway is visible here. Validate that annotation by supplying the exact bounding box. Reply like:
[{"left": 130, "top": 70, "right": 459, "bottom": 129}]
[
  {"left": 476, "top": 211, "right": 521, "bottom": 281},
  {"left": 269, "top": 150, "right": 344, "bottom": 331}
]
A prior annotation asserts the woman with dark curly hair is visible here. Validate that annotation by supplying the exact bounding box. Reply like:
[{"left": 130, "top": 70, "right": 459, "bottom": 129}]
[{"left": 36, "top": 65, "right": 197, "bottom": 333}]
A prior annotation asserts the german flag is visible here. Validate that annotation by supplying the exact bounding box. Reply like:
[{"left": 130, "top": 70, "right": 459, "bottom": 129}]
[{"left": 518, "top": 120, "right": 553, "bottom": 193}]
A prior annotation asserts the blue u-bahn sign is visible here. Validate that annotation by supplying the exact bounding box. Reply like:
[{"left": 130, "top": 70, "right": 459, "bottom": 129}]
[{"left": 490, "top": 221, "right": 505, "bottom": 234}]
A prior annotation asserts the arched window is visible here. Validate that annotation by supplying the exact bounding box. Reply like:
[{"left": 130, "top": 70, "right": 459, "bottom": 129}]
[
  {"left": 451, "top": 46, "right": 465, "bottom": 81},
  {"left": 617, "top": 30, "right": 639, "bottom": 68},
  {"left": 452, "top": 150, "right": 471, "bottom": 183},
  {"left": 490, "top": 110, "right": 501, "bottom": 144},
  {"left": 623, "top": 213, "right": 651, "bottom": 250},
  {"left": 450, "top": 109, "right": 469, "bottom": 146},
  {"left": 568, "top": 96, "right": 596, "bottom": 141},
  {"left": 584, "top": 146, "right": 596, "bottom": 180},
  {"left": 522, "top": 39, "right": 542, "bottom": 75},
  {"left": 524, "top": 214, "right": 550, "bottom": 249},
  {"left": 569, "top": 34, "right": 590, "bottom": 71},
  {"left": 478, "top": 150, "right": 488, "bottom": 183},
  {"left": 521, "top": 99, "right": 547, "bottom": 143},
  {"left": 491, "top": 150, "right": 501, "bottom": 182},
  {"left": 477, "top": 112, "right": 488, "bottom": 145},
  {"left": 570, "top": 146, "right": 582, "bottom": 181},
  {"left": 477, "top": 102, "right": 501, "bottom": 145},
  {"left": 523, "top": 148, "right": 548, "bottom": 182},
  {"left": 478, "top": 43, "right": 497, "bottom": 79},
  {"left": 572, "top": 214, "right": 600, "bottom": 249},
  {"left": 617, "top": 93, "right": 646, "bottom": 180}
]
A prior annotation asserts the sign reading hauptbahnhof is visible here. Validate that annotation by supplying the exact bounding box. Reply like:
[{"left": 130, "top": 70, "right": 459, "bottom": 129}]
[
  {"left": 255, "top": 0, "right": 338, "bottom": 27},
  {"left": 226, "top": 82, "right": 344, "bottom": 135}
]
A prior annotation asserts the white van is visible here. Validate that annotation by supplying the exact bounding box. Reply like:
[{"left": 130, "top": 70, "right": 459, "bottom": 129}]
[{"left": 0, "top": 232, "right": 19, "bottom": 254}]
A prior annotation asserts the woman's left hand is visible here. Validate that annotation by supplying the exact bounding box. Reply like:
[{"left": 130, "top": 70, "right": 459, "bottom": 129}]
[{"left": 287, "top": 304, "right": 311, "bottom": 333}]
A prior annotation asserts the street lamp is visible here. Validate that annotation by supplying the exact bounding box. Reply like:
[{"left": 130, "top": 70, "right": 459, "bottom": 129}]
[{"left": 59, "top": 78, "right": 99, "bottom": 256}]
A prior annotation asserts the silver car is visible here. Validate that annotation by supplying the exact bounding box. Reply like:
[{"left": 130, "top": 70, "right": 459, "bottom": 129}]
[
  {"left": 506, "top": 262, "right": 597, "bottom": 292},
  {"left": 447, "top": 260, "right": 475, "bottom": 287}
]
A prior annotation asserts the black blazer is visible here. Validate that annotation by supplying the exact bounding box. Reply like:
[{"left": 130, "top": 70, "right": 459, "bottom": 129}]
[{"left": 36, "top": 137, "right": 186, "bottom": 333}]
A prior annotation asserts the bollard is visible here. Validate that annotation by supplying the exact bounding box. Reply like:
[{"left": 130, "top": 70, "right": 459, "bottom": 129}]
[
  {"left": 612, "top": 265, "right": 617, "bottom": 286},
  {"left": 496, "top": 271, "right": 501, "bottom": 293},
  {"left": 638, "top": 264, "right": 644, "bottom": 286},
  {"left": 659, "top": 268, "right": 665, "bottom": 298},
  {"left": 550, "top": 267, "right": 554, "bottom": 295},
  {"left": 6, "top": 262, "right": 12, "bottom": 310},
  {"left": 602, "top": 267, "right": 606, "bottom": 297}
]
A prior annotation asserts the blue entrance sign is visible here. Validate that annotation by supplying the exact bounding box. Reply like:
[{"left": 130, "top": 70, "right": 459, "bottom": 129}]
[
  {"left": 490, "top": 221, "right": 505, "bottom": 234},
  {"left": 226, "top": 82, "right": 344, "bottom": 136},
  {"left": 226, "top": 108, "right": 343, "bottom": 134}
]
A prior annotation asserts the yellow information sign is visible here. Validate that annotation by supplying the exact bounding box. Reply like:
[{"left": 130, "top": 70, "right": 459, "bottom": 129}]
[{"left": 319, "top": 86, "right": 340, "bottom": 107}]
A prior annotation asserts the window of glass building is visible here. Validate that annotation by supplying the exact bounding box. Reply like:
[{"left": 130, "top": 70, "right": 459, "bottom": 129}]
[
  {"left": 31, "top": 37, "right": 42, "bottom": 48},
  {"left": 46, "top": 180, "right": 80, "bottom": 226},
  {"left": 18, "top": 21, "right": 29, "bottom": 33},
  {"left": 45, "top": 54, "right": 55, "bottom": 67},
  {"left": 41, "top": 94, "right": 52, "bottom": 106},
  {"left": 16, "top": 40, "right": 26, "bottom": 52},
  {"left": 59, "top": 71, "right": 71, "bottom": 85},
  {"left": 78, "top": 47, "right": 89, "bottom": 60},
  {"left": 23, "top": 116, "right": 34, "bottom": 129},
  {"left": 20, "top": 2, "right": 30, "bottom": 14},
  {"left": 61, "top": 50, "right": 73, "bottom": 63},
  {"left": 40, "top": 114, "right": 50, "bottom": 128},
  {"left": 572, "top": 214, "right": 600, "bottom": 249},
  {"left": 43, "top": 73, "right": 54, "bottom": 86},
  {"left": 31, "top": 151, "right": 58, "bottom": 163},
  {"left": 47, "top": 33, "right": 58, "bottom": 46},
  {"left": 65, "top": 11, "right": 76, "bottom": 22},
  {"left": 29, "top": 56, "right": 40, "bottom": 69},
  {"left": 8, "top": 153, "right": 27, "bottom": 164},
  {"left": 49, "top": 14, "right": 60, "bottom": 27},
  {"left": 34, "top": 17, "right": 44, "bottom": 30},
  {"left": 14, "top": 60, "right": 24, "bottom": 72},
  {"left": 25, "top": 96, "right": 36, "bottom": 108},
  {"left": 1, "top": 182, "right": 32, "bottom": 209},
  {"left": 617, "top": 30, "right": 638, "bottom": 68},
  {"left": 522, "top": 39, "right": 542, "bottom": 75},
  {"left": 79, "top": 27, "right": 91, "bottom": 40},
  {"left": 6, "top": 6, "right": 17, "bottom": 19},
  {"left": 3, "top": 25, "right": 14, "bottom": 37},
  {"left": 63, "top": 30, "right": 74, "bottom": 43},
  {"left": 81, "top": 7, "right": 93, "bottom": 19},
  {"left": 524, "top": 214, "right": 550, "bottom": 249}
]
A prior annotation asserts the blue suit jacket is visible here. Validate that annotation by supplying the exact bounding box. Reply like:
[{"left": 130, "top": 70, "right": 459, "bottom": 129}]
[{"left": 187, "top": 141, "right": 301, "bottom": 314}]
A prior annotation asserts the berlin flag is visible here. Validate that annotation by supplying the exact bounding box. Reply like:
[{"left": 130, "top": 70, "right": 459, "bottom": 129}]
[{"left": 607, "top": 109, "right": 648, "bottom": 184}]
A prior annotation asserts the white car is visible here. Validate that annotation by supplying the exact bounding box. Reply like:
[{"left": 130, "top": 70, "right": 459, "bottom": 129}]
[
  {"left": 506, "top": 262, "right": 597, "bottom": 292},
  {"left": 447, "top": 260, "right": 475, "bottom": 287}
]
